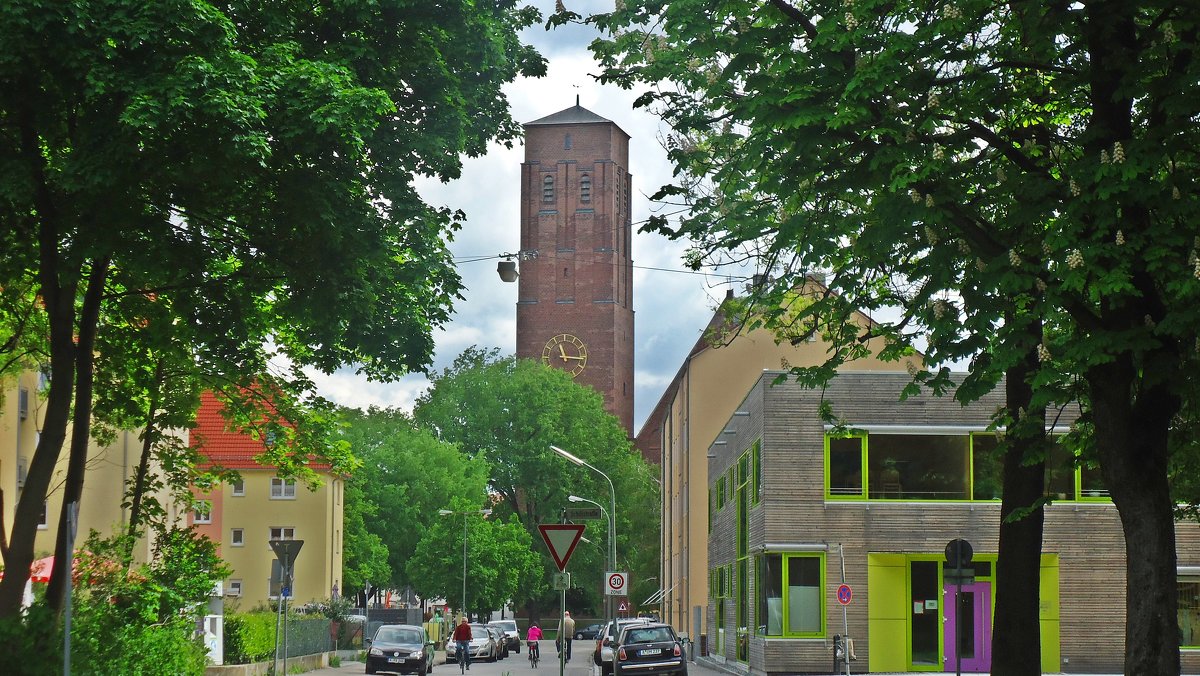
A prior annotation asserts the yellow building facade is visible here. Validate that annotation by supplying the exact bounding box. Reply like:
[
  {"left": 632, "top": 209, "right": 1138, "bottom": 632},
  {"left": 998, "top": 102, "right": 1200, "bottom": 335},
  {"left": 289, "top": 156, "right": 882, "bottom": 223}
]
[{"left": 636, "top": 281, "right": 920, "bottom": 643}]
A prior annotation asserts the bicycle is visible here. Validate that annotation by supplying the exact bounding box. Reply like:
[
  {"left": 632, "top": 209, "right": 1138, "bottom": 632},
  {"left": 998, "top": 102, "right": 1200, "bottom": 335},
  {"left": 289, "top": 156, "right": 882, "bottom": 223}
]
[
  {"left": 457, "top": 641, "right": 471, "bottom": 674},
  {"left": 528, "top": 641, "right": 540, "bottom": 668}
]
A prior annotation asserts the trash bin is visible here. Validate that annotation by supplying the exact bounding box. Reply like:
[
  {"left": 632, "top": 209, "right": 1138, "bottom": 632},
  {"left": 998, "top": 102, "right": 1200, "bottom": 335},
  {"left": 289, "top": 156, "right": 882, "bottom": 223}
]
[{"left": 699, "top": 633, "right": 708, "bottom": 657}]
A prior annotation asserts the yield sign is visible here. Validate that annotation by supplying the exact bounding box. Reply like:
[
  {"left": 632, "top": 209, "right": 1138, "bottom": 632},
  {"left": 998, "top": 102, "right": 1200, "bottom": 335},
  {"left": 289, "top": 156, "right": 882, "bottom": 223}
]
[{"left": 538, "top": 524, "right": 586, "bottom": 571}]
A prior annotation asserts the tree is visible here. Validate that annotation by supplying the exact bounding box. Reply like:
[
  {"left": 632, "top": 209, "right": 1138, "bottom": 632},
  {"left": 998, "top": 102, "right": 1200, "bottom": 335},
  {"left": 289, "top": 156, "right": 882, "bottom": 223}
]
[
  {"left": 406, "top": 497, "right": 542, "bottom": 619},
  {"left": 413, "top": 348, "right": 660, "bottom": 618},
  {"left": 571, "top": 1, "right": 1200, "bottom": 674},
  {"left": 0, "top": 0, "right": 546, "bottom": 619},
  {"left": 339, "top": 406, "right": 491, "bottom": 593}
]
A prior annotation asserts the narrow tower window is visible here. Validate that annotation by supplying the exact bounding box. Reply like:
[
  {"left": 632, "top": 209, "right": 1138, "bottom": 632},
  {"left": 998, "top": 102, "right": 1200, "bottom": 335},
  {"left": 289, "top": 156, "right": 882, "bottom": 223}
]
[
  {"left": 580, "top": 174, "right": 591, "bottom": 202},
  {"left": 564, "top": 134, "right": 573, "bottom": 149},
  {"left": 543, "top": 175, "right": 555, "bottom": 202}
]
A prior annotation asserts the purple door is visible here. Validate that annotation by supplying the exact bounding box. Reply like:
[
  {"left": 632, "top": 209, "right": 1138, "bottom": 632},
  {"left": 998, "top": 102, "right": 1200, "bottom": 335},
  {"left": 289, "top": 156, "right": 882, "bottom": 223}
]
[{"left": 943, "top": 582, "right": 991, "bottom": 672}]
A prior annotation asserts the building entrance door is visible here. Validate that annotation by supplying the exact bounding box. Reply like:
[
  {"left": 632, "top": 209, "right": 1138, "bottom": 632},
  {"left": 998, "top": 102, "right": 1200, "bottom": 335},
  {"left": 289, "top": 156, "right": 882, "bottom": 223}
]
[{"left": 943, "top": 581, "right": 991, "bottom": 672}]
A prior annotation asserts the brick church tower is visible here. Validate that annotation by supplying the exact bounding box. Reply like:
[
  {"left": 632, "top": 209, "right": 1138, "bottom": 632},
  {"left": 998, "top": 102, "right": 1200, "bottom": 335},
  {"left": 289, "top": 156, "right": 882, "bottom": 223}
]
[{"left": 515, "top": 102, "right": 635, "bottom": 434}]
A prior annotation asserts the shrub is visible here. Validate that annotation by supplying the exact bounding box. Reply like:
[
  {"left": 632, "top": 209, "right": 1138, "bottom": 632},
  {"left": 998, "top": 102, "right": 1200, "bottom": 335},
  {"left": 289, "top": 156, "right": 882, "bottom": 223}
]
[{"left": 224, "top": 612, "right": 278, "bottom": 664}]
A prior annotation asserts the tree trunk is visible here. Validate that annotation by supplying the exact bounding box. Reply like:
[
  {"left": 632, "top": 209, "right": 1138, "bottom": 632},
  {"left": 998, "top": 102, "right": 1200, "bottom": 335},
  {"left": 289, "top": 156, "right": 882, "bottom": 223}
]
[
  {"left": 1090, "top": 358, "right": 1181, "bottom": 676},
  {"left": 990, "top": 347, "right": 1046, "bottom": 676},
  {"left": 46, "top": 258, "right": 109, "bottom": 614},
  {"left": 125, "top": 361, "right": 164, "bottom": 551}
]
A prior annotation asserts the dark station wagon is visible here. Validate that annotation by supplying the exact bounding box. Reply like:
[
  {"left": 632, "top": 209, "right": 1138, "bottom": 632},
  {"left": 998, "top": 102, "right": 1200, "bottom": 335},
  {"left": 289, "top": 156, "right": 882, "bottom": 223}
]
[{"left": 612, "top": 622, "right": 687, "bottom": 676}]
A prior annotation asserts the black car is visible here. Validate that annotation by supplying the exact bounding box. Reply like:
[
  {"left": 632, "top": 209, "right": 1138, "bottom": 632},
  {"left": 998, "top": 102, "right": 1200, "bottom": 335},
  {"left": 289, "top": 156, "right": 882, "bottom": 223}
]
[
  {"left": 612, "top": 623, "right": 687, "bottom": 676},
  {"left": 366, "top": 624, "right": 435, "bottom": 675},
  {"left": 575, "top": 623, "right": 602, "bottom": 640}
]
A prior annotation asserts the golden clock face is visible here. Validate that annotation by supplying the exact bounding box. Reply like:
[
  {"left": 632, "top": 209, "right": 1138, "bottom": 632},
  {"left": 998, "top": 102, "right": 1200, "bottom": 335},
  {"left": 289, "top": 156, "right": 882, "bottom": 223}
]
[{"left": 542, "top": 333, "right": 588, "bottom": 377}]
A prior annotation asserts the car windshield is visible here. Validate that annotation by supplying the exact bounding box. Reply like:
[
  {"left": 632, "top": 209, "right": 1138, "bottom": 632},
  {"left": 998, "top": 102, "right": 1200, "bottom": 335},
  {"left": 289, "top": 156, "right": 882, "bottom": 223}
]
[
  {"left": 470, "top": 624, "right": 489, "bottom": 637},
  {"left": 623, "top": 627, "right": 674, "bottom": 644},
  {"left": 377, "top": 628, "right": 422, "bottom": 644},
  {"left": 491, "top": 621, "right": 517, "bottom": 631}
]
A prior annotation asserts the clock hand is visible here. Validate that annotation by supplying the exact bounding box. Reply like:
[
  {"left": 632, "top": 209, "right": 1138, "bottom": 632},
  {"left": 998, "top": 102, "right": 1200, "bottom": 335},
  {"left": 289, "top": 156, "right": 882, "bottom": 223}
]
[
  {"left": 562, "top": 355, "right": 585, "bottom": 361},
  {"left": 558, "top": 344, "right": 569, "bottom": 361}
]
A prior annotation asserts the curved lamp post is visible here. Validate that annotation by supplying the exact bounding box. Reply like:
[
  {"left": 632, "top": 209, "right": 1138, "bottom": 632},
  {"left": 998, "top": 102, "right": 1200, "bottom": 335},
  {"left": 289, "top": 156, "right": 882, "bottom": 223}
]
[
  {"left": 438, "top": 508, "right": 492, "bottom": 620},
  {"left": 551, "top": 445, "right": 617, "bottom": 621},
  {"left": 567, "top": 494, "right": 612, "bottom": 578}
]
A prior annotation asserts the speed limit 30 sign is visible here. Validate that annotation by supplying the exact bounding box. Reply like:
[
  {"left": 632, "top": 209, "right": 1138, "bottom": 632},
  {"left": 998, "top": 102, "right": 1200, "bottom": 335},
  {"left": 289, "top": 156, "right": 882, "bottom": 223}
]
[{"left": 605, "top": 571, "right": 628, "bottom": 596}]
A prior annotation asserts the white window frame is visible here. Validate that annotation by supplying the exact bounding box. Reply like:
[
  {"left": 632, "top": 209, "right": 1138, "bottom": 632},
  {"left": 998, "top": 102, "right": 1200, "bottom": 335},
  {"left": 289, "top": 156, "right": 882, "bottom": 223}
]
[
  {"left": 269, "top": 526, "right": 295, "bottom": 548},
  {"left": 231, "top": 528, "right": 244, "bottom": 547},
  {"left": 37, "top": 501, "right": 48, "bottom": 530},
  {"left": 231, "top": 478, "right": 245, "bottom": 497},
  {"left": 227, "top": 579, "right": 243, "bottom": 597},
  {"left": 193, "top": 502, "right": 212, "bottom": 524},
  {"left": 270, "top": 477, "right": 296, "bottom": 499}
]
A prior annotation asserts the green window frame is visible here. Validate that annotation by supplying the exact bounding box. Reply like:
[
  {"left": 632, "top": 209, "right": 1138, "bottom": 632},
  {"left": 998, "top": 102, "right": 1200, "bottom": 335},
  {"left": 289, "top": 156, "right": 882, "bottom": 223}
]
[
  {"left": 1180, "top": 575, "right": 1200, "bottom": 648},
  {"left": 751, "top": 440, "right": 762, "bottom": 505},
  {"left": 754, "top": 552, "right": 825, "bottom": 638},
  {"left": 825, "top": 433, "right": 867, "bottom": 499}
]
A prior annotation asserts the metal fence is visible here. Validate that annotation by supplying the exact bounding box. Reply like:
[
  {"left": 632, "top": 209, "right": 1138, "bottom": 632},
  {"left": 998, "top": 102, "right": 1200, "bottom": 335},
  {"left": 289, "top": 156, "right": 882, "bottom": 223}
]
[{"left": 281, "top": 617, "right": 335, "bottom": 658}]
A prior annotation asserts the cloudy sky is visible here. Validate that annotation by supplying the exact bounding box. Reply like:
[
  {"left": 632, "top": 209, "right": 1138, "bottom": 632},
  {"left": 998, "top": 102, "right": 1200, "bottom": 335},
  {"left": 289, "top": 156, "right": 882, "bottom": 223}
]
[{"left": 310, "top": 1, "right": 747, "bottom": 432}]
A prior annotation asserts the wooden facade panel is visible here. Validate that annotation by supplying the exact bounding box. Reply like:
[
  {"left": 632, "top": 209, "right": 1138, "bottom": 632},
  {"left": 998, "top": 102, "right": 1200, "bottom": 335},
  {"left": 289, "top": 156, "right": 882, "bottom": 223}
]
[{"left": 706, "top": 370, "right": 1196, "bottom": 674}]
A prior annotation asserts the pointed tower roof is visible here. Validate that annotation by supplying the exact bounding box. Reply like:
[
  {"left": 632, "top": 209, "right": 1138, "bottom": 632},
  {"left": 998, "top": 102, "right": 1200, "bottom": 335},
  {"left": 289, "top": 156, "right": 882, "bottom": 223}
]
[{"left": 524, "top": 99, "right": 629, "bottom": 137}]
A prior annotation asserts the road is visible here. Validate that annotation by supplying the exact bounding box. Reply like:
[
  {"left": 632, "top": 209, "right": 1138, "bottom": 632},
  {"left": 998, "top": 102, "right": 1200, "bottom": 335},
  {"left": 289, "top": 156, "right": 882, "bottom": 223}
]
[{"left": 310, "top": 641, "right": 723, "bottom": 676}]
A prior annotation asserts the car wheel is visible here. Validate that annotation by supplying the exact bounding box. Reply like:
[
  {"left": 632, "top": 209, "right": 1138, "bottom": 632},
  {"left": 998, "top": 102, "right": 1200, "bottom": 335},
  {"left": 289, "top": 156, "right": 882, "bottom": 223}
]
[{"left": 575, "top": 633, "right": 583, "bottom": 640}]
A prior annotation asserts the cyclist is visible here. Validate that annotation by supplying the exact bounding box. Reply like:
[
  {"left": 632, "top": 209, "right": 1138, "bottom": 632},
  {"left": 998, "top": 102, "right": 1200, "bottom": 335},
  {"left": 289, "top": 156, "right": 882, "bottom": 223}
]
[
  {"left": 526, "top": 622, "right": 543, "bottom": 665},
  {"left": 452, "top": 617, "right": 473, "bottom": 671}
]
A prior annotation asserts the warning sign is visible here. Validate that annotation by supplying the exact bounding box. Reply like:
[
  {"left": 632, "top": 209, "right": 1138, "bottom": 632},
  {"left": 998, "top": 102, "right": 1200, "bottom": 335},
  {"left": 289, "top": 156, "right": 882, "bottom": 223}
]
[{"left": 538, "top": 524, "right": 586, "bottom": 571}]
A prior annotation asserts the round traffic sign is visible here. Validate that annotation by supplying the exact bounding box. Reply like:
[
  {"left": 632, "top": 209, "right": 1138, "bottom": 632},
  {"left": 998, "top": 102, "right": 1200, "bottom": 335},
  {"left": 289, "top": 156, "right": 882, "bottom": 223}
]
[
  {"left": 608, "top": 573, "right": 626, "bottom": 592},
  {"left": 836, "top": 584, "right": 852, "bottom": 606}
]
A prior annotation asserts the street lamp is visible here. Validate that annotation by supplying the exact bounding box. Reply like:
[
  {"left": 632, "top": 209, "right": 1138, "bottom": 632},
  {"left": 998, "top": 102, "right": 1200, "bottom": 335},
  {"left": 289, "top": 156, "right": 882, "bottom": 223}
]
[
  {"left": 552, "top": 445, "right": 617, "bottom": 622},
  {"left": 568, "top": 494, "right": 612, "bottom": 578},
  {"left": 438, "top": 508, "right": 492, "bottom": 620}
]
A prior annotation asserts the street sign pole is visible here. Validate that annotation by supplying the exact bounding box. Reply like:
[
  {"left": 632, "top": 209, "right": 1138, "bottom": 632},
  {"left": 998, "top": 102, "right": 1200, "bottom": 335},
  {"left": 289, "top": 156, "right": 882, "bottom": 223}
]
[{"left": 269, "top": 539, "right": 304, "bottom": 676}]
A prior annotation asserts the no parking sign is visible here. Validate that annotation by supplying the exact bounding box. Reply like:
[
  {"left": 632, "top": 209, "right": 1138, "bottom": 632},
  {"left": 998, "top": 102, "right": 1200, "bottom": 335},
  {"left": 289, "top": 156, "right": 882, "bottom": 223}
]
[{"left": 836, "top": 584, "right": 853, "bottom": 606}]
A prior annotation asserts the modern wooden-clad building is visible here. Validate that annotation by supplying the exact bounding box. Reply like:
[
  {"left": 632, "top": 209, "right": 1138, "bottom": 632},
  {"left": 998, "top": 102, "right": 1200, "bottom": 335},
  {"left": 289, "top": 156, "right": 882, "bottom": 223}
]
[{"left": 705, "top": 370, "right": 1200, "bottom": 674}]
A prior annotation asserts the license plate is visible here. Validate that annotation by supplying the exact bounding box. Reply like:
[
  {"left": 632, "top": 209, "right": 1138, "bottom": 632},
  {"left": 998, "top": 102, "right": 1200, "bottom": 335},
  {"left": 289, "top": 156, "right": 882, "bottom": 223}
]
[
  {"left": 388, "top": 657, "right": 403, "bottom": 663},
  {"left": 640, "top": 648, "right": 662, "bottom": 655}
]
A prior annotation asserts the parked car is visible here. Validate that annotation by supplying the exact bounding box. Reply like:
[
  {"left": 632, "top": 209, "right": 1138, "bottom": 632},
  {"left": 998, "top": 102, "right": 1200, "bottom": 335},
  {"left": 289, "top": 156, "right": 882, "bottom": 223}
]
[
  {"left": 612, "top": 623, "right": 687, "bottom": 676},
  {"left": 447, "top": 623, "right": 500, "bottom": 664},
  {"left": 593, "top": 618, "right": 651, "bottom": 676},
  {"left": 575, "top": 623, "right": 602, "bottom": 641},
  {"left": 366, "top": 624, "right": 435, "bottom": 675},
  {"left": 489, "top": 620, "right": 521, "bottom": 653},
  {"left": 487, "top": 625, "right": 509, "bottom": 659}
]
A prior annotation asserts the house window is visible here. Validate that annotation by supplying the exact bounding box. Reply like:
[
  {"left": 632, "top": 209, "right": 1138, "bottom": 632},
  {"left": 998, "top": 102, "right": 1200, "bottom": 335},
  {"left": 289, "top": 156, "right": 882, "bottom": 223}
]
[
  {"left": 1180, "top": 575, "right": 1200, "bottom": 647},
  {"left": 751, "top": 440, "right": 762, "bottom": 505},
  {"left": 231, "top": 478, "right": 245, "bottom": 497},
  {"left": 755, "top": 553, "right": 824, "bottom": 637},
  {"left": 231, "top": 528, "right": 244, "bottom": 547},
  {"left": 38, "top": 502, "right": 48, "bottom": 530},
  {"left": 270, "top": 526, "right": 295, "bottom": 544},
  {"left": 542, "top": 175, "right": 555, "bottom": 202},
  {"left": 270, "top": 478, "right": 296, "bottom": 499},
  {"left": 827, "top": 435, "right": 866, "bottom": 498},
  {"left": 227, "top": 579, "right": 243, "bottom": 597},
  {"left": 194, "top": 502, "right": 212, "bottom": 524},
  {"left": 580, "top": 174, "right": 591, "bottom": 202}
]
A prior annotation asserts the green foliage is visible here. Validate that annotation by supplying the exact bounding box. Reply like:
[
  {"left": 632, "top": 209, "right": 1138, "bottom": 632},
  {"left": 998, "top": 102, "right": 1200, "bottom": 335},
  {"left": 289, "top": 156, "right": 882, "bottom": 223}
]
[
  {"left": 0, "top": 0, "right": 547, "bottom": 618},
  {"left": 0, "top": 604, "right": 59, "bottom": 676},
  {"left": 340, "top": 406, "right": 490, "bottom": 592},
  {"left": 224, "top": 612, "right": 279, "bottom": 665},
  {"left": 412, "top": 347, "right": 660, "bottom": 616},
  {"left": 579, "top": 0, "right": 1199, "bottom": 671}
]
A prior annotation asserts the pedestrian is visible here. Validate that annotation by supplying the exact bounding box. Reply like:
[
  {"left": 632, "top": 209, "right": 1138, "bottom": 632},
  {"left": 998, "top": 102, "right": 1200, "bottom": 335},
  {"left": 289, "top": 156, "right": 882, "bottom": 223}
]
[
  {"left": 558, "top": 611, "right": 576, "bottom": 661},
  {"left": 453, "top": 616, "right": 473, "bottom": 670}
]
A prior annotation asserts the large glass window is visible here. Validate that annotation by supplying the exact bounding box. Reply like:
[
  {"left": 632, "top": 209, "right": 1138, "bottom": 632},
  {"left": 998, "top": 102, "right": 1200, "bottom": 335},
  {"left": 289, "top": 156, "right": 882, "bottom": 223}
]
[
  {"left": 754, "top": 553, "right": 823, "bottom": 637},
  {"left": 971, "top": 434, "right": 1003, "bottom": 500},
  {"left": 828, "top": 436, "right": 865, "bottom": 497},
  {"left": 867, "top": 434, "right": 970, "bottom": 499},
  {"left": 752, "top": 440, "right": 762, "bottom": 505},
  {"left": 1081, "top": 463, "right": 1109, "bottom": 499},
  {"left": 1180, "top": 577, "right": 1200, "bottom": 647}
]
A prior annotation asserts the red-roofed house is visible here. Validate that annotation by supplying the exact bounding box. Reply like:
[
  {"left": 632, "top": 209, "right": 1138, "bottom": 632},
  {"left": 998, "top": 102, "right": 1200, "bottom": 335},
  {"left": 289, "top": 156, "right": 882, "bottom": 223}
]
[{"left": 189, "top": 391, "right": 343, "bottom": 606}]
